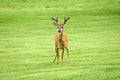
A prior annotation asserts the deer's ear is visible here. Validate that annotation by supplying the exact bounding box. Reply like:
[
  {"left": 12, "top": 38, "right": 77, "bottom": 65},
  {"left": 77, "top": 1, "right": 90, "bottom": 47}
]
[{"left": 53, "top": 22, "right": 59, "bottom": 26}]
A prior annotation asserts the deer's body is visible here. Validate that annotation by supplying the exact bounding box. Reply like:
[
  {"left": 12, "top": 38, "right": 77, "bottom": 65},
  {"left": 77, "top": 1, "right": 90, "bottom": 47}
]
[
  {"left": 51, "top": 17, "right": 72, "bottom": 65},
  {"left": 55, "top": 33, "right": 68, "bottom": 49}
]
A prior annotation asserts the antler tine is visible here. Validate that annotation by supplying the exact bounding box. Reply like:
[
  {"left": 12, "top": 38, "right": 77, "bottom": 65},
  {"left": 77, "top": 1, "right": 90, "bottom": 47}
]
[
  {"left": 51, "top": 17, "right": 58, "bottom": 22},
  {"left": 64, "top": 17, "right": 70, "bottom": 24}
]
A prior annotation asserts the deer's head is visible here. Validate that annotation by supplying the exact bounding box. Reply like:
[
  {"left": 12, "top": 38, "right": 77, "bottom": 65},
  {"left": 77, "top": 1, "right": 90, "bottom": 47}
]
[{"left": 51, "top": 17, "right": 70, "bottom": 33}]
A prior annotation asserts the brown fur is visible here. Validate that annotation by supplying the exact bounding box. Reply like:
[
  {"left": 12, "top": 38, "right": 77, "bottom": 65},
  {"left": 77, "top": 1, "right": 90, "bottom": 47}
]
[{"left": 51, "top": 17, "right": 72, "bottom": 65}]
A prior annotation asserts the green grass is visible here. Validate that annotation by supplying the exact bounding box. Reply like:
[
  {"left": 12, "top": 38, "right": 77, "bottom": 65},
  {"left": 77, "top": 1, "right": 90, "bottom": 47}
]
[{"left": 0, "top": 0, "right": 120, "bottom": 80}]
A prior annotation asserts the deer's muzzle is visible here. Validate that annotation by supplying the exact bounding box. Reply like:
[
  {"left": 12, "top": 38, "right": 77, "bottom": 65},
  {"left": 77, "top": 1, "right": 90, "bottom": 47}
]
[{"left": 58, "top": 30, "right": 61, "bottom": 33}]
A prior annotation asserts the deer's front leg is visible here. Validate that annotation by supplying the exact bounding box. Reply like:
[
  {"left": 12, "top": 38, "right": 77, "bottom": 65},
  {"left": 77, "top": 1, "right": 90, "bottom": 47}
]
[
  {"left": 61, "top": 48, "right": 64, "bottom": 65},
  {"left": 56, "top": 48, "right": 59, "bottom": 65},
  {"left": 55, "top": 48, "right": 59, "bottom": 65},
  {"left": 53, "top": 48, "right": 59, "bottom": 64},
  {"left": 53, "top": 54, "right": 57, "bottom": 64}
]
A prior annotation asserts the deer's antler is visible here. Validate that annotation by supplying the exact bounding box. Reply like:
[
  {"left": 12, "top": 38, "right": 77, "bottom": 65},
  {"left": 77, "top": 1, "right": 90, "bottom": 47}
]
[
  {"left": 63, "top": 17, "right": 70, "bottom": 24},
  {"left": 51, "top": 17, "right": 58, "bottom": 22}
]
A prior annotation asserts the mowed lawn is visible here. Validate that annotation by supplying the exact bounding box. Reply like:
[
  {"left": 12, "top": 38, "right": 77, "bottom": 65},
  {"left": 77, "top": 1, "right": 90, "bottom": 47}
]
[{"left": 0, "top": 0, "right": 120, "bottom": 80}]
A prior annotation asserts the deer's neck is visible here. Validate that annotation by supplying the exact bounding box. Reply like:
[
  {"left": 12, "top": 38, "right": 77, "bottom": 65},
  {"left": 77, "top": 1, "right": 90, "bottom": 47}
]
[{"left": 58, "top": 32, "right": 64, "bottom": 42}]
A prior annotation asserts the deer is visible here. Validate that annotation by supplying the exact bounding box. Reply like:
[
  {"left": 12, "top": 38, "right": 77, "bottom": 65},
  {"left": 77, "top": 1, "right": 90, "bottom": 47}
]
[{"left": 51, "top": 17, "right": 72, "bottom": 65}]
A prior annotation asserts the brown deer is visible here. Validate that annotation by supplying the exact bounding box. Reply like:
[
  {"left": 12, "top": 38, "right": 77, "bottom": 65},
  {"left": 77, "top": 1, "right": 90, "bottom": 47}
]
[{"left": 51, "top": 17, "right": 72, "bottom": 65}]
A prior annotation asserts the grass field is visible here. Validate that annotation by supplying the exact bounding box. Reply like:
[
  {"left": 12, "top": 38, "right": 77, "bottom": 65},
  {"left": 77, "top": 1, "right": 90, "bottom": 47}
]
[{"left": 0, "top": 0, "right": 120, "bottom": 80}]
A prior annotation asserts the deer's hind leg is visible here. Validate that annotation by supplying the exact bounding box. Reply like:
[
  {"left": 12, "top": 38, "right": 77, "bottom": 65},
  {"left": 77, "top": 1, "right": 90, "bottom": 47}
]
[{"left": 65, "top": 47, "right": 72, "bottom": 64}]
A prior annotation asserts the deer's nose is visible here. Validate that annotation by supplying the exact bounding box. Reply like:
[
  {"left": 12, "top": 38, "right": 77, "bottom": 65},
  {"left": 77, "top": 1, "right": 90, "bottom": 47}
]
[{"left": 58, "top": 30, "right": 61, "bottom": 33}]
